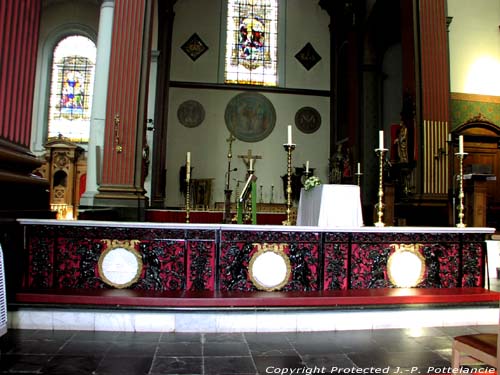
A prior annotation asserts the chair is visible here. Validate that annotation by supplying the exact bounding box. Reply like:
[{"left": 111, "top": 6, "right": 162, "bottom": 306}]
[{"left": 451, "top": 313, "right": 500, "bottom": 372}]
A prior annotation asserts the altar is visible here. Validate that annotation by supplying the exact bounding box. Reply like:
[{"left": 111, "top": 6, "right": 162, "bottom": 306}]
[
  {"left": 297, "top": 184, "right": 364, "bottom": 227},
  {"left": 7, "top": 219, "right": 499, "bottom": 332},
  {"left": 13, "top": 219, "right": 495, "bottom": 304}
]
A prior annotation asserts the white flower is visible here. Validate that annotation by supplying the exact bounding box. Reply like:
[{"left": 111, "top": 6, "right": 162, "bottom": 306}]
[{"left": 304, "top": 176, "right": 321, "bottom": 191}]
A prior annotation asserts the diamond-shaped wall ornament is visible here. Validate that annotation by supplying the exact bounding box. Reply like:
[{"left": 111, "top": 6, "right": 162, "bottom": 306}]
[
  {"left": 181, "top": 33, "right": 208, "bottom": 61},
  {"left": 295, "top": 42, "right": 322, "bottom": 71}
]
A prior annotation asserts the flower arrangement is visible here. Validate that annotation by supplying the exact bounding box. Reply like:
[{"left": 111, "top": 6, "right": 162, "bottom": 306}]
[{"left": 304, "top": 176, "right": 321, "bottom": 191}]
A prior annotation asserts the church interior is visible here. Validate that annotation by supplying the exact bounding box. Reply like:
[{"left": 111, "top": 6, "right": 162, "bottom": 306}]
[{"left": 2, "top": 0, "right": 500, "bottom": 371}]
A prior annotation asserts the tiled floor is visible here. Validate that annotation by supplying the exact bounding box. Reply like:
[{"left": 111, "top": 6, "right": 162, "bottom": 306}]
[
  {"left": 0, "top": 325, "right": 497, "bottom": 375},
  {"left": 1, "top": 279, "right": 499, "bottom": 374}
]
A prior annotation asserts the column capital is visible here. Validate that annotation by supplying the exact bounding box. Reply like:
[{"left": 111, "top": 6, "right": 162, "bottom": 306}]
[{"left": 99, "top": 0, "right": 114, "bottom": 6}]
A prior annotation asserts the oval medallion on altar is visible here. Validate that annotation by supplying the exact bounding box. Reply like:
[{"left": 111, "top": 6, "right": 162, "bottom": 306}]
[
  {"left": 295, "top": 106, "right": 321, "bottom": 134},
  {"left": 249, "top": 243, "right": 291, "bottom": 291},
  {"left": 178, "top": 100, "right": 205, "bottom": 128},
  {"left": 98, "top": 240, "right": 143, "bottom": 289},
  {"left": 224, "top": 92, "right": 276, "bottom": 142}
]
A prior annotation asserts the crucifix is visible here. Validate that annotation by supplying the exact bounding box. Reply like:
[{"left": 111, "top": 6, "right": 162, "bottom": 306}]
[{"left": 238, "top": 149, "right": 262, "bottom": 173}]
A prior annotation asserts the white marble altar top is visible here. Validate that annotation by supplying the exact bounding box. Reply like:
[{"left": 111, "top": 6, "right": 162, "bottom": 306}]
[{"left": 17, "top": 218, "right": 495, "bottom": 234}]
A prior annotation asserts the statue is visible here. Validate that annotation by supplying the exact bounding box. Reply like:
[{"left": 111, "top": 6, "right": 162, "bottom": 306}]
[
  {"left": 394, "top": 121, "right": 408, "bottom": 163},
  {"left": 329, "top": 144, "right": 343, "bottom": 183}
]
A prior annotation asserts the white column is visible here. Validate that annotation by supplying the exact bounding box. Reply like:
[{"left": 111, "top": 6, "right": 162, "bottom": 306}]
[
  {"left": 143, "top": 50, "right": 160, "bottom": 199},
  {"left": 80, "top": 0, "right": 114, "bottom": 206}
]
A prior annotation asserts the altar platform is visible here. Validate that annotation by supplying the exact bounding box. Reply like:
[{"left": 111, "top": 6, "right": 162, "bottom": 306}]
[{"left": 7, "top": 219, "right": 499, "bottom": 331}]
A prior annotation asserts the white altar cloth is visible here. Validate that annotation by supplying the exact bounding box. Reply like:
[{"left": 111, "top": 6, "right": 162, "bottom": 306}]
[{"left": 296, "top": 184, "right": 364, "bottom": 227}]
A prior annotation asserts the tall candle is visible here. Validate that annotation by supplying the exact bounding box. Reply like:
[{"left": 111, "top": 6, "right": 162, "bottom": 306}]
[
  {"left": 306, "top": 160, "right": 309, "bottom": 173},
  {"left": 379, "top": 130, "right": 384, "bottom": 149},
  {"left": 249, "top": 158, "right": 253, "bottom": 170},
  {"left": 287, "top": 125, "right": 292, "bottom": 145},
  {"left": 459, "top": 135, "right": 464, "bottom": 154},
  {"left": 357, "top": 162, "right": 361, "bottom": 174},
  {"left": 186, "top": 152, "right": 191, "bottom": 179},
  {"left": 448, "top": 133, "right": 452, "bottom": 142}
]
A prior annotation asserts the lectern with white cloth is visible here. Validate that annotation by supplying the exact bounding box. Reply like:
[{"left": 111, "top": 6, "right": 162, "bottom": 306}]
[{"left": 296, "top": 184, "right": 364, "bottom": 227}]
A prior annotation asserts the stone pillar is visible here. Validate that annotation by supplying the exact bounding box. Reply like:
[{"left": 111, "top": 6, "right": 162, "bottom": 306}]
[
  {"left": 417, "top": 0, "right": 450, "bottom": 196},
  {"left": 150, "top": 0, "right": 176, "bottom": 207},
  {"left": 80, "top": 0, "right": 114, "bottom": 207},
  {"left": 95, "top": 0, "right": 154, "bottom": 220}
]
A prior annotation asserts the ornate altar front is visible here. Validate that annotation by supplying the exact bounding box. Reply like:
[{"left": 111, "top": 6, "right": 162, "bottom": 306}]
[{"left": 14, "top": 219, "right": 493, "bottom": 308}]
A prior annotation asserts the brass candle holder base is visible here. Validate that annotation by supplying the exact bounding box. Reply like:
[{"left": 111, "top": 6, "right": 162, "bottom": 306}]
[
  {"left": 185, "top": 177, "right": 191, "bottom": 223},
  {"left": 455, "top": 152, "right": 468, "bottom": 228},
  {"left": 374, "top": 148, "right": 388, "bottom": 227},
  {"left": 283, "top": 143, "right": 296, "bottom": 226},
  {"left": 355, "top": 172, "right": 363, "bottom": 187}
]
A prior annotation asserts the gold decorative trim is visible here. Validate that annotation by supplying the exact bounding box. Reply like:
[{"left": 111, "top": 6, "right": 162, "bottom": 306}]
[
  {"left": 249, "top": 243, "right": 291, "bottom": 291},
  {"left": 451, "top": 92, "right": 500, "bottom": 104},
  {"left": 387, "top": 244, "right": 425, "bottom": 288},
  {"left": 98, "top": 240, "right": 143, "bottom": 289}
]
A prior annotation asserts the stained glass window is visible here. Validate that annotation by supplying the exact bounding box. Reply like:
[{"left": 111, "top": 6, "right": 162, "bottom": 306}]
[
  {"left": 48, "top": 35, "right": 96, "bottom": 143},
  {"left": 225, "top": 0, "right": 278, "bottom": 86}
]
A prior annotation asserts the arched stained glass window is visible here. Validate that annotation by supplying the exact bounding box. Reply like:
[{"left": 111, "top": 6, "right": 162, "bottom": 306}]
[
  {"left": 225, "top": 0, "right": 278, "bottom": 86},
  {"left": 47, "top": 35, "right": 96, "bottom": 143}
]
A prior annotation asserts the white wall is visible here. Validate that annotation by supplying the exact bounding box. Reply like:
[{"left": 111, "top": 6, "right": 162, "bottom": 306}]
[
  {"left": 166, "top": 0, "right": 331, "bottom": 207},
  {"left": 165, "top": 88, "right": 330, "bottom": 207},
  {"left": 448, "top": 0, "right": 500, "bottom": 95},
  {"left": 284, "top": 0, "right": 330, "bottom": 89},
  {"left": 170, "top": 0, "right": 223, "bottom": 83}
]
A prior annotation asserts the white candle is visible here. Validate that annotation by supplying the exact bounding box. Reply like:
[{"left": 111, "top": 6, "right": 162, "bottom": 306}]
[
  {"left": 306, "top": 160, "right": 309, "bottom": 173},
  {"left": 459, "top": 135, "right": 464, "bottom": 154},
  {"left": 186, "top": 152, "right": 191, "bottom": 178},
  {"left": 379, "top": 130, "right": 384, "bottom": 149},
  {"left": 357, "top": 162, "right": 361, "bottom": 174},
  {"left": 287, "top": 125, "right": 292, "bottom": 145},
  {"left": 249, "top": 158, "right": 253, "bottom": 170},
  {"left": 448, "top": 133, "right": 452, "bottom": 142}
]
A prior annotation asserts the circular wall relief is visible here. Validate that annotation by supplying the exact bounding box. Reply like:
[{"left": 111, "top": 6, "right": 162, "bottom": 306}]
[
  {"left": 98, "top": 245, "right": 143, "bottom": 289},
  {"left": 224, "top": 92, "right": 276, "bottom": 142},
  {"left": 295, "top": 106, "right": 321, "bottom": 134},
  {"left": 177, "top": 100, "right": 205, "bottom": 128},
  {"left": 249, "top": 245, "right": 291, "bottom": 291}
]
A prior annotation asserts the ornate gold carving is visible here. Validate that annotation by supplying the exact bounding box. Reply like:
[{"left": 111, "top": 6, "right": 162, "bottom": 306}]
[
  {"left": 387, "top": 244, "right": 425, "bottom": 288},
  {"left": 451, "top": 92, "right": 500, "bottom": 104},
  {"left": 249, "top": 243, "right": 291, "bottom": 291},
  {"left": 98, "top": 240, "right": 142, "bottom": 289},
  {"left": 114, "top": 114, "right": 123, "bottom": 153}
]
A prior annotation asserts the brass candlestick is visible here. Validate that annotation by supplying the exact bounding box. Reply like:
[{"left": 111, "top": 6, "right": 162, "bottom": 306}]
[
  {"left": 374, "top": 148, "right": 388, "bottom": 227},
  {"left": 223, "top": 133, "right": 236, "bottom": 223},
  {"left": 283, "top": 143, "right": 296, "bottom": 226},
  {"left": 456, "top": 151, "right": 468, "bottom": 228},
  {"left": 185, "top": 175, "right": 191, "bottom": 223}
]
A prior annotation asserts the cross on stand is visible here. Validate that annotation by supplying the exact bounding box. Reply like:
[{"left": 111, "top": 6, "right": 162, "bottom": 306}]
[{"left": 238, "top": 149, "right": 262, "bottom": 173}]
